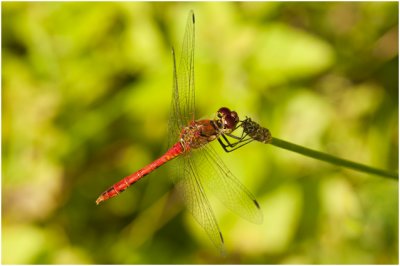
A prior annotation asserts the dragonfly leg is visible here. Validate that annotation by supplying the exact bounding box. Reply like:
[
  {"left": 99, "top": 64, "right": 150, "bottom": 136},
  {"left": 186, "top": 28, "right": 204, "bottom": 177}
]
[{"left": 218, "top": 133, "right": 255, "bottom": 153}]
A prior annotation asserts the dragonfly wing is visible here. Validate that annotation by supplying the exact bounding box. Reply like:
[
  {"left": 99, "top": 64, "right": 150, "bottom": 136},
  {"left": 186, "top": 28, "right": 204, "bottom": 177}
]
[
  {"left": 194, "top": 145, "right": 264, "bottom": 224},
  {"left": 168, "top": 48, "right": 182, "bottom": 147},
  {"left": 177, "top": 10, "right": 196, "bottom": 124},
  {"left": 170, "top": 155, "right": 225, "bottom": 253},
  {"left": 168, "top": 11, "right": 195, "bottom": 147},
  {"left": 168, "top": 11, "right": 223, "bottom": 252}
]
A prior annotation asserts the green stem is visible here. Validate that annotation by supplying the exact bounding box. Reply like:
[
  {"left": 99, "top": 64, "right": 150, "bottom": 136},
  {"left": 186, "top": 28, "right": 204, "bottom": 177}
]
[{"left": 270, "top": 137, "right": 398, "bottom": 180}]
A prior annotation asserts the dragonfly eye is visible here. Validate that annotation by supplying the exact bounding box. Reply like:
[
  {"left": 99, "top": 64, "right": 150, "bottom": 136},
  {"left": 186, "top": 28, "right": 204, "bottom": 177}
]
[
  {"left": 217, "top": 107, "right": 230, "bottom": 118},
  {"left": 223, "top": 115, "right": 238, "bottom": 129},
  {"left": 231, "top": 111, "right": 239, "bottom": 123}
]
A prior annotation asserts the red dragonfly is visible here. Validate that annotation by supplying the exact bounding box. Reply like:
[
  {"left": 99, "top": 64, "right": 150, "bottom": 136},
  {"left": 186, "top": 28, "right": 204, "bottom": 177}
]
[{"left": 96, "top": 11, "right": 262, "bottom": 252}]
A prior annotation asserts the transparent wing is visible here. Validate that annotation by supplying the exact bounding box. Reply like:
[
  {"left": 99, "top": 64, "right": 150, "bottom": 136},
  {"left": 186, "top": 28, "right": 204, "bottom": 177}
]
[
  {"left": 168, "top": 48, "right": 182, "bottom": 147},
  {"left": 194, "top": 145, "right": 263, "bottom": 224},
  {"left": 170, "top": 155, "right": 225, "bottom": 253},
  {"left": 178, "top": 10, "right": 195, "bottom": 124},
  {"left": 167, "top": 11, "right": 225, "bottom": 252},
  {"left": 168, "top": 10, "right": 195, "bottom": 147}
]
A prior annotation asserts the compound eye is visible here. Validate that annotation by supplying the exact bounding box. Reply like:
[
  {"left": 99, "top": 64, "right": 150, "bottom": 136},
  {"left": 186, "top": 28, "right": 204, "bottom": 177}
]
[
  {"left": 217, "top": 107, "right": 230, "bottom": 118},
  {"left": 224, "top": 115, "right": 237, "bottom": 129},
  {"left": 231, "top": 111, "right": 239, "bottom": 123}
]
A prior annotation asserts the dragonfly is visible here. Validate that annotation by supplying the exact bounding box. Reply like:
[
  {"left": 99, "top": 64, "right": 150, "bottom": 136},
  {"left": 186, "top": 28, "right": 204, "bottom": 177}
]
[{"left": 96, "top": 11, "right": 267, "bottom": 252}]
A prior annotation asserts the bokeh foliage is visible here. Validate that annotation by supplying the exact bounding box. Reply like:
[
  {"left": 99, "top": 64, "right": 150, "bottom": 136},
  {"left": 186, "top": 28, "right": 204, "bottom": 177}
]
[{"left": 2, "top": 2, "right": 398, "bottom": 264}]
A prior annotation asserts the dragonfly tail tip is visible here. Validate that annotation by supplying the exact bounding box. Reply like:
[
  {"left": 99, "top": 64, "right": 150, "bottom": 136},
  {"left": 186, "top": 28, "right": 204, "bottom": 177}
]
[{"left": 95, "top": 196, "right": 103, "bottom": 205}]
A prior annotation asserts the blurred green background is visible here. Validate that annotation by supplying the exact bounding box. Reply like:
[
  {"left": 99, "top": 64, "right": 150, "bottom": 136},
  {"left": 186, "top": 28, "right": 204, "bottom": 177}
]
[{"left": 2, "top": 2, "right": 398, "bottom": 264}]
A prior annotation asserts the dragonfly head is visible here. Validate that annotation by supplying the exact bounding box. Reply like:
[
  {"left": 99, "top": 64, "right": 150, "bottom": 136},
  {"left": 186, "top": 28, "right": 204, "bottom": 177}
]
[{"left": 217, "top": 107, "right": 239, "bottom": 132}]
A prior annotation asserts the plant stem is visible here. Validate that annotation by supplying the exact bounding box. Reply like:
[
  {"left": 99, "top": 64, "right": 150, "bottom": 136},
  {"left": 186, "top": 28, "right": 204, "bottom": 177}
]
[{"left": 270, "top": 137, "right": 398, "bottom": 180}]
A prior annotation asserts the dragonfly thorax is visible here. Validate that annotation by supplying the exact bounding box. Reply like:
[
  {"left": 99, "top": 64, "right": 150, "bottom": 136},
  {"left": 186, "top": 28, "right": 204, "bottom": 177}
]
[
  {"left": 179, "top": 120, "right": 220, "bottom": 151},
  {"left": 178, "top": 107, "right": 240, "bottom": 151}
]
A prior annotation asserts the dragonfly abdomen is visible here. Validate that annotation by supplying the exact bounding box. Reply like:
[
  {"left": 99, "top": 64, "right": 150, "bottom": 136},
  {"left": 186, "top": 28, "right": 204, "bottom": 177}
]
[{"left": 96, "top": 142, "right": 184, "bottom": 204}]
